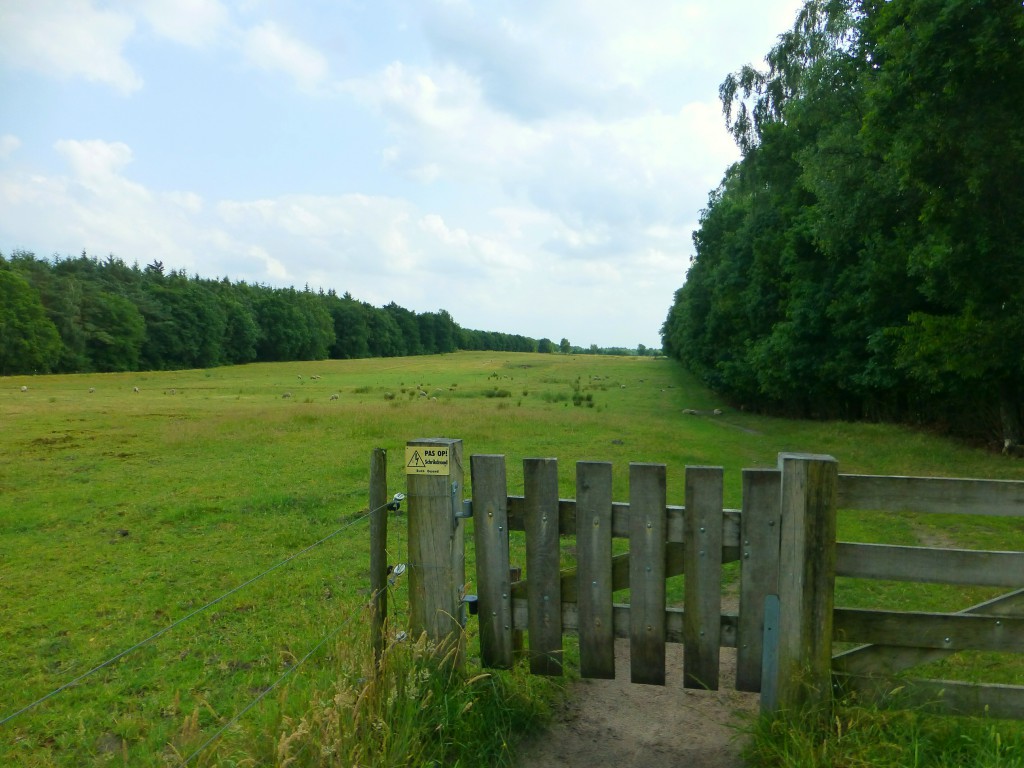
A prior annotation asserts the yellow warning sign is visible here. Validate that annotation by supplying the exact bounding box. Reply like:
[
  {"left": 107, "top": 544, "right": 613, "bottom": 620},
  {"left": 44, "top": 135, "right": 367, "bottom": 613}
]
[{"left": 405, "top": 445, "right": 451, "bottom": 476}]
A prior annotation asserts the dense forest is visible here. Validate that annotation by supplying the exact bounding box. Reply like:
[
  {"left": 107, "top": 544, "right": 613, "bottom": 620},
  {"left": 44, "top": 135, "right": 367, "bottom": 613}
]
[
  {"left": 0, "top": 250, "right": 656, "bottom": 377},
  {"left": 661, "top": 0, "right": 1023, "bottom": 451},
  {"left": 0, "top": 249, "right": 544, "bottom": 375}
]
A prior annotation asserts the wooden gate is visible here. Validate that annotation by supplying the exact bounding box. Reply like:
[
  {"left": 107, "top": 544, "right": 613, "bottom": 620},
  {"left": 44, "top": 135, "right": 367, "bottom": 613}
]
[
  {"left": 404, "top": 439, "right": 1024, "bottom": 717},
  {"left": 466, "top": 452, "right": 836, "bottom": 706}
]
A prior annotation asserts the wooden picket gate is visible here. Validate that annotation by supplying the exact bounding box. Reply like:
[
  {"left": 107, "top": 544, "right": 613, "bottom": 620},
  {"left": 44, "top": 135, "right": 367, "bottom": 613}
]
[
  {"left": 462, "top": 450, "right": 836, "bottom": 709},
  {"left": 403, "top": 438, "right": 1024, "bottom": 718}
]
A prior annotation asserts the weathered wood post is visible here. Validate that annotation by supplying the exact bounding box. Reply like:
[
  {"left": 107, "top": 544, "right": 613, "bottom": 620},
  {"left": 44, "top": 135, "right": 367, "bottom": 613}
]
[
  {"left": 406, "top": 438, "right": 466, "bottom": 667},
  {"left": 369, "top": 447, "right": 388, "bottom": 665},
  {"left": 773, "top": 452, "right": 838, "bottom": 713}
]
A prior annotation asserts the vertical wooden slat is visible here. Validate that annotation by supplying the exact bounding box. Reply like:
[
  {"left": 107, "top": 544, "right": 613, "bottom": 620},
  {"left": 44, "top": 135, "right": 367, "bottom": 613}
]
[
  {"left": 369, "top": 448, "right": 388, "bottom": 666},
  {"left": 684, "top": 466, "right": 723, "bottom": 690},
  {"left": 524, "top": 458, "right": 563, "bottom": 676},
  {"left": 760, "top": 594, "right": 781, "bottom": 714},
  {"left": 630, "top": 463, "right": 667, "bottom": 685},
  {"left": 736, "top": 468, "right": 782, "bottom": 691},
  {"left": 471, "top": 454, "right": 513, "bottom": 668},
  {"left": 775, "top": 453, "right": 838, "bottom": 713},
  {"left": 577, "top": 461, "right": 614, "bottom": 679}
]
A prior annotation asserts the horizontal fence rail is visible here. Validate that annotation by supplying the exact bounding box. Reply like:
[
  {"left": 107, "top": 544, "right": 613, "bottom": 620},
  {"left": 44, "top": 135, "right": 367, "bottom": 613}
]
[{"left": 833, "top": 472, "right": 1024, "bottom": 718}]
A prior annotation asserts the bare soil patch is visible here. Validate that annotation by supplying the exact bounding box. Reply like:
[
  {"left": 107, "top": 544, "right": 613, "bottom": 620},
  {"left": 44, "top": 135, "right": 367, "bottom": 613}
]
[{"left": 514, "top": 641, "right": 759, "bottom": 768}]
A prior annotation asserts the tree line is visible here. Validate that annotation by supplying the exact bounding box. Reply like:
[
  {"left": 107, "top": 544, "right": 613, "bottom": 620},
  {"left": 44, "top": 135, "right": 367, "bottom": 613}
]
[
  {"left": 661, "top": 0, "right": 1023, "bottom": 451},
  {"left": 0, "top": 250, "right": 539, "bottom": 375}
]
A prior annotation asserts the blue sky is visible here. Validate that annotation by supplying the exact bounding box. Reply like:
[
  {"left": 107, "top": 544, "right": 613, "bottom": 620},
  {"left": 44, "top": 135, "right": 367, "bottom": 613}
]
[{"left": 0, "top": 0, "right": 803, "bottom": 349}]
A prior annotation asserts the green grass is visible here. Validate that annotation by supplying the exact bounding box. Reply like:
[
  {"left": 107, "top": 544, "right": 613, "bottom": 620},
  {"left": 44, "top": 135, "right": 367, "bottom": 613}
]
[{"left": 2, "top": 351, "right": 1024, "bottom": 766}]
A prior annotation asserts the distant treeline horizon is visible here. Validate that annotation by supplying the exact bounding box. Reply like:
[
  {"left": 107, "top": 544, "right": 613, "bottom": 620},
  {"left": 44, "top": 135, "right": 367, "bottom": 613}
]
[{"left": 0, "top": 250, "right": 658, "bottom": 377}]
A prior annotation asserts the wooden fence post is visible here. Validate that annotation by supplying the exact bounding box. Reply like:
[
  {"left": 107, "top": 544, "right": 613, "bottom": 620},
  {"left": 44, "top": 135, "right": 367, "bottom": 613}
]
[
  {"left": 774, "top": 452, "right": 838, "bottom": 713},
  {"left": 369, "top": 447, "right": 388, "bottom": 665},
  {"left": 406, "top": 438, "right": 466, "bottom": 666}
]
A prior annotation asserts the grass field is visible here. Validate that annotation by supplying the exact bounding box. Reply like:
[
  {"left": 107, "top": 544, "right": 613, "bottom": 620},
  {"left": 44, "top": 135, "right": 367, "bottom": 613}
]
[{"left": 3, "top": 351, "right": 1024, "bottom": 766}]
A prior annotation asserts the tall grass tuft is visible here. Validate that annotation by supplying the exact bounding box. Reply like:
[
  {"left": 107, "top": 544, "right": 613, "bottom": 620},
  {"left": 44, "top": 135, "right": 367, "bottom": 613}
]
[
  {"left": 744, "top": 696, "right": 1024, "bottom": 768},
  {"left": 191, "top": 626, "right": 558, "bottom": 767}
]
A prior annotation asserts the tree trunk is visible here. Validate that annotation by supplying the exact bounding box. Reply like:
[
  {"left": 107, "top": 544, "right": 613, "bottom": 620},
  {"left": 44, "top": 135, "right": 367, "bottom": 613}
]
[{"left": 999, "top": 381, "right": 1023, "bottom": 455}]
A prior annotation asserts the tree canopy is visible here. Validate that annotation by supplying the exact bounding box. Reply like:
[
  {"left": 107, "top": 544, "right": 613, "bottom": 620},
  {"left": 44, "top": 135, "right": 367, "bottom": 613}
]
[
  {"left": 0, "top": 250, "right": 541, "bottom": 375},
  {"left": 663, "top": 0, "right": 1024, "bottom": 450}
]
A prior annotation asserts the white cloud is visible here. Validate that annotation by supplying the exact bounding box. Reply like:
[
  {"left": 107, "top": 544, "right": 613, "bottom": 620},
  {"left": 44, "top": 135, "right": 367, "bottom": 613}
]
[
  {"left": 136, "top": 0, "right": 229, "bottom": 47},
  {"left": 241, "top": 21, "right": 329, "bottom": 93},
  {"left": 0, "top": 0, "right": 142, "bottom": 94},
  {"left": 0, "top": 135, "right": 21, "bottom": 160}
]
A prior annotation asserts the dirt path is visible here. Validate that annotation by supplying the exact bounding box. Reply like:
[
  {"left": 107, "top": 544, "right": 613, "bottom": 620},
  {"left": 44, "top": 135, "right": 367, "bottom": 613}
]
[{"left": 514, "top": 641, "right": 759, "bottom": 768}]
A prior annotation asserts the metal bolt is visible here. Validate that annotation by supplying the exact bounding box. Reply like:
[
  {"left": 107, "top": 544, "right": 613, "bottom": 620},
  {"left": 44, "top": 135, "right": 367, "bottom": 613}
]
[
  {"left": 744, "top": 552, "right": 750, "bottom": 559},
  {"left": 700, "top": 526, "right": 706, "bottom": 533},
  {"left": 944, "top": 637, "right": 952, "bottom": 644},
  {"left": 647, "top": 521, "right": 652, "bottom": 529}
]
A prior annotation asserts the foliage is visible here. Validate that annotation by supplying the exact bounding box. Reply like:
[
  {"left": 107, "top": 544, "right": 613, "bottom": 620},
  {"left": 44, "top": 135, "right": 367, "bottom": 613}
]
[
  {"left": 0, "top": 251, "right": 552, "bottom": 374},
  {"left": 662, "top": 0, "right": 1024, "bottom": 448},
  {"left": 0, "top": 266, "right": 62, "bottom": 375}
]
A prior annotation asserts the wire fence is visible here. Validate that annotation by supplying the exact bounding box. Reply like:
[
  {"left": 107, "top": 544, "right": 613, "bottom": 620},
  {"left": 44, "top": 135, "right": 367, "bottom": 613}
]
[{"left": 1, "top": 495, "right": 405, "bottom": 764}]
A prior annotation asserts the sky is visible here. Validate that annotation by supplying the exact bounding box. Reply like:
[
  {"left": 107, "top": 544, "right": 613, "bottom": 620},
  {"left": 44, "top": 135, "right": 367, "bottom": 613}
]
[{"left": 0, "top": 0, "right": 804, "bottom": 349}]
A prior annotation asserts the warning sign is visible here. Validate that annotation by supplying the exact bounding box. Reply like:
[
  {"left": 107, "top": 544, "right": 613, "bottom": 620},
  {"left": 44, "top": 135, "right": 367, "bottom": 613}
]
[{"left": 405, "top": 445, "right": 451, "bottom": 476}]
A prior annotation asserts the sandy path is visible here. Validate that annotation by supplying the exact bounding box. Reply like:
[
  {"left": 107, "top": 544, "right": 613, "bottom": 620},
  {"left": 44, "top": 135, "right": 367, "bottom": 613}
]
[{"left": 514, "top": 641, "right": 759, "bottom": 768}]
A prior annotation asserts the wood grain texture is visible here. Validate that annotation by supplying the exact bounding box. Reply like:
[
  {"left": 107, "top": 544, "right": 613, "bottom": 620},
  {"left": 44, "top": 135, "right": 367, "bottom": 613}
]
[
  {"left": 629, "top": 463, "right": 667, "bottom": 685},
  {"left": 775, "top": 453, "right": 838, "bottom": 711},
  {"left": 576, "top": 461, "right": 615, "bottom": 679},
  {"left": 838, "top": 474, "right": 1024, "bottom": 517},
  {"left": 737, "top": 468, "right": 782, "bottom": 692},
  {"left": 836, "top": 542, "right": 1024, "bottom": 586},
  {"left": 834, "top": 608, "right": 1024, "bottom": 652},
  {"left": 471, "top": 454, "right": 513, "bottom": 668},
  {"left": 684, "top": 466, "right": 723, "bottom": 690},
  {"left": 524, "top": 458, "right": 563, "bottom": 676}
]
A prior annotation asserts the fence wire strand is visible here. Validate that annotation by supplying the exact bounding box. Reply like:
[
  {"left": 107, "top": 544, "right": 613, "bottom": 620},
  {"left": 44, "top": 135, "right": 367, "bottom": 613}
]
[
  {"left": 0, "top": 505, "right": 384, "bottom": 727},
  {"left": 179, "top": 582, "right": 391, "bottom": 766}
]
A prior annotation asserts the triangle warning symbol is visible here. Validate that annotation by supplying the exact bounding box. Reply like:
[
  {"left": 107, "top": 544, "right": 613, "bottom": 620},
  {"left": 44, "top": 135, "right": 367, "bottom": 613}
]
[{"left": 407, "top": 450, "right": 426, "bottom": 469}]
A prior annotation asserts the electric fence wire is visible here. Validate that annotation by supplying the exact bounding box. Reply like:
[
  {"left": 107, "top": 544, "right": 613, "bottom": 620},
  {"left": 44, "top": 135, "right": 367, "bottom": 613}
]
[
  {"left": 179, "top": 582, "right": 392, "bottom": 766},
  {"left": 0, "top": 504, "right": 388, "bottom": 727}
]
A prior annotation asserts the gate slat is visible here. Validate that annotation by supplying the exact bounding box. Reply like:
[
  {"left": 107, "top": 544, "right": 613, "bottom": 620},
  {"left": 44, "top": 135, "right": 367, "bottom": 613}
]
[
  {"left": 524, "top": 458, "right": 563, "bottom": 676},
  {"left": 629, "top": 463, "right": 667, "bottom": 685},
  {"left": 576, "top": 461, "right": 615, "bottom": 679},
  {"left": 736, "top": 468, "right": 782, "bottom": 691},
  {"left": 471, "top": 454, "right": 513, "bottom": 669},
  {"left": 684, "top": 466, "right": 724, "bottom": 690}
]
